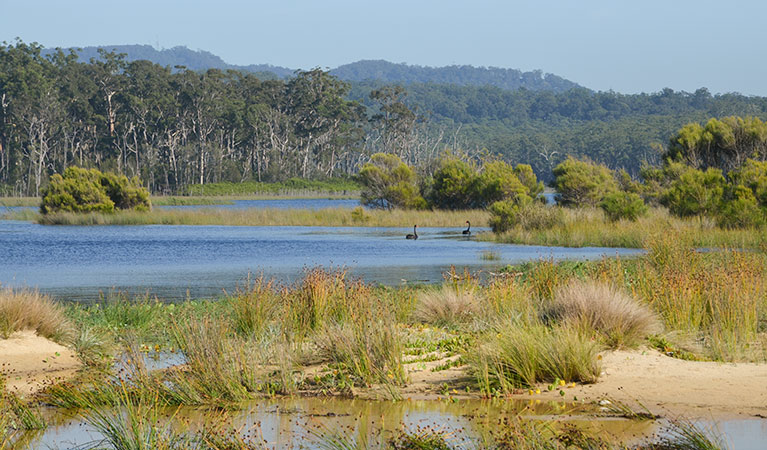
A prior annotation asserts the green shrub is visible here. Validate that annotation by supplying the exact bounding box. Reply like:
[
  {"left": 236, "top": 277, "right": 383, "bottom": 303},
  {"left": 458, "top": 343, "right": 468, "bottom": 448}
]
[
  {"left": 428, "top": 157, "right": 480, "bottom": 209},
  {"left": 488, "top": 198, "right": 563, "bottom": 233},
  {"left": 716, "top": 185, "right": 765, "bottom": 228},
  {"left": 429, "top": 158, "right": 543, "bottom": 210},
  {"left": 599, "top": 191, "right": 648, "bottom": 222},
  {"left": 553, "top": 157, "right": 619, "bottom": 207},
  {"left": 662, "top": 166, "right": 725, "bottom": 217},
  {"left": 41, "top": 167, "right": 150, "bottom": 214},
  {"left": 359, "top": 153, "right": 425, "bottom": 210}
]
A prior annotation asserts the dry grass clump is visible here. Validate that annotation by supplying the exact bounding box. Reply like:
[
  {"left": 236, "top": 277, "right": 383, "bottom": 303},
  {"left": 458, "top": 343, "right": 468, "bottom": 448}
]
[
  {"left": 546, "top": 280, "right": 661, "bottom": 348},
  {"left": 0, "top": 288, "right": 73, "bottom": 343},
  {"left": 412, "top": 286, "right": 479, "bottom": 328}
]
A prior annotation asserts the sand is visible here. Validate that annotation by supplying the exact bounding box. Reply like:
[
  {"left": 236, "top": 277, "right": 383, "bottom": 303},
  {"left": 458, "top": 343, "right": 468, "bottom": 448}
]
[
  {"left": 526, "top": 349, "right": 767, "bottom": 419},
  {"left": 0, "top": 330, "right": 81, "bottom": 396}
]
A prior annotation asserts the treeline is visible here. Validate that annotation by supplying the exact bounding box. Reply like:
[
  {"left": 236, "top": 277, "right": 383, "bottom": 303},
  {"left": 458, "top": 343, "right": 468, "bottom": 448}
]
[
  {"left": 5, "top": 39, "right": 767, "bottom": 197},
  {"left": 348, "top": 83, "right": 767, "bottom": 179},
  {"left": 0, "top": 41, "right": 439, "bottom": 196}
]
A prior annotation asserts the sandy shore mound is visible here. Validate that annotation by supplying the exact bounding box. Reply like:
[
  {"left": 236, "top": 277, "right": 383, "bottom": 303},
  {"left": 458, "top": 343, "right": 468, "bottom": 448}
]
[
  {"left": 528, "top": 349, "right": 767, "bottom": 418},
  {"left": 0, "top": 330, "right": 81, "bottom": 396}
]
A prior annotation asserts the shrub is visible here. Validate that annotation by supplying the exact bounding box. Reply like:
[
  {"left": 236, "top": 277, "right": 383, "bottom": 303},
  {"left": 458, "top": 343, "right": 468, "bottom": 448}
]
[
  {"left": 662, "top": 166, "right": 725, "bottom": 217},
  {"left": 488, "top": 198, "right": 563, "bottom": 233},
  {"left": 428, "top": 157, "right": 480, "bottom": 209},
  {"left": 358, "top": 153, "right": 425, "bottom": 210},
  {"left": 40, "top": 167, "right": 115, "bottom": 214},
  {"left": 412, "top": 285, "right": 479, "bottom": 328},
  {"left": 429, "top": 158, "right": 543, "bottom": 210},
  {"left": 553, "top": 157, "right": 618, "bottom": 207},
  {"left": 545, "top": 280, "right": 661, "bottom": 348},
  {"left": 599, "top": 191, "right": 648, "bottom": 222},
  {"left": 716, "top": 185, "right": 765, "bottom": 228},
  {"left": 41, "top": 166, "right": 150, "bottom": 214}
]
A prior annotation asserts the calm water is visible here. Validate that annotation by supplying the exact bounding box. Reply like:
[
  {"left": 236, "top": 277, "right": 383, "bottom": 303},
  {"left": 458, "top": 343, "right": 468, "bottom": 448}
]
[
  {"left": 18, "top": 396, "right": 767, "bottom": 449},
  {"left": 0, "top": 220, "right": 641, "bottom": 301},
  {"left": 160, "top": 198, "right": 361, "bottom": 210}
]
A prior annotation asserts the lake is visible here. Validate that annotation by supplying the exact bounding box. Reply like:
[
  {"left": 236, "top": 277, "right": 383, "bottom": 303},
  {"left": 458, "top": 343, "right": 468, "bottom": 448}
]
[{"left": 0, "top": 220, "right": 640, "bottom": 301}]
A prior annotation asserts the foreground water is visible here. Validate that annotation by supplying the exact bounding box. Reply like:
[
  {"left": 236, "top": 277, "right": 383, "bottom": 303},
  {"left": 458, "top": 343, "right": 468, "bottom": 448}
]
[
  {"left": 0, "top": 220, "right": 641, "bottom": 300},
  {"left": 17, "top": 396, "right": 767, "bottom": 449}
]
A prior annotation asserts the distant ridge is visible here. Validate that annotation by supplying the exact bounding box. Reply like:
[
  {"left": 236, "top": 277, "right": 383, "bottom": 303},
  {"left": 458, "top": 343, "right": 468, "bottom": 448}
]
[
  {"left": 46, "top": 45, "right": 584, "bottom": 92},
  {"left": 330, "top": 60, "right": 582, "bottom": 92}
]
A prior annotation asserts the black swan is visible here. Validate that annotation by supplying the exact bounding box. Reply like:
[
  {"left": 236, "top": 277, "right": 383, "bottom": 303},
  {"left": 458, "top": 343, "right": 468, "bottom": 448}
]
[
  {"left": 462, "top": 221, "right": 471, "bottom": 235},
  {"left": 406, "top": 225, "right": 418, "bottom": 240}
]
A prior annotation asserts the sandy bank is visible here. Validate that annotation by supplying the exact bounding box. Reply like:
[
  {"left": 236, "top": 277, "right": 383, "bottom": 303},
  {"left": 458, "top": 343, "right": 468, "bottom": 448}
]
[
  {"left": 0, "top": 330, "right": 81, "bottom": 396},
  {"left": 527, "top": 349, "right": 767, "bottom": 419}
]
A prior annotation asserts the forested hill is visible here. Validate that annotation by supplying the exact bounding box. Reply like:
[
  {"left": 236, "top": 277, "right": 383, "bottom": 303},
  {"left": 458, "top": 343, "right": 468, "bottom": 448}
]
[
  {"left": 331, "top": 60, "right": 582, "bottom": 92},
  {"left": 46, "top": 45, "right": 582, "bottom": 92},
  {"left": 43, "top": 45, "right": 295, "bottom": 78}
]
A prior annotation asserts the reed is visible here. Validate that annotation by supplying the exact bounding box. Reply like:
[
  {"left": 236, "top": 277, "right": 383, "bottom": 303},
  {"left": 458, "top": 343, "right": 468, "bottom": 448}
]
[
  {"left": 492, "top": 206, "right": 767, "bottom": 249},
  {"left": 0, "top": 196, "right": 37, "bottom": 207}
]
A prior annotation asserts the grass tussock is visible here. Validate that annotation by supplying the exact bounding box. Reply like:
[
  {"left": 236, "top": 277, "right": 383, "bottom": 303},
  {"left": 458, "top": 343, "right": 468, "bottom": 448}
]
[
  {"left": 412, "top": 285, "right": 479, "bottom": 328},
  {"left": 22, "top": 207, "right": 490, "bottom": 228},
  {"left": 545, "top": 280, "right": 661, "bottom": 348},
  {"left": 0, "top": 288, "right": 73, "bottom": 342},
  {"left": 469, "top": 321, "right": 601, "bottom": 394}
]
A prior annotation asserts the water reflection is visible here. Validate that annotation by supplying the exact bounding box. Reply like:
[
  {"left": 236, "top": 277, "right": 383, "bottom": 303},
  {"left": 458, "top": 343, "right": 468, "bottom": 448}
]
[{"left": 28, "top": 397, "right": 661, "bottom": 449}]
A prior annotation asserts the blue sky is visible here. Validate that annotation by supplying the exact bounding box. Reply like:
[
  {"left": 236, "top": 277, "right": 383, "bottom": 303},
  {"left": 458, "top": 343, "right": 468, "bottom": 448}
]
[{"left": 2, "top": 0, "right": 765, "bottom": 95}]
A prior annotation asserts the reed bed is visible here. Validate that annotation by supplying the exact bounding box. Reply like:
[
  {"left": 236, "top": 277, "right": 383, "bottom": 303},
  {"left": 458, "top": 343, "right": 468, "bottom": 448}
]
[
  {"left": 492, "top": 206, "right": 767, "bottom": 249},
  {"left": 22, "top": 207, "right": 490, "bottom": 228}
]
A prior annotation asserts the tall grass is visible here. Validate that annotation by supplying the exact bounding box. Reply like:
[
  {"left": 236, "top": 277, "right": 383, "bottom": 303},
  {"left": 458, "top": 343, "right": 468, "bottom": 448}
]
[
  {"left": 0, "top": 288, "right": 73, "bottom": 342},
  {"left": 597, "top": 235, "right": 767, "bottom": 361},
  {"left": 163, "top": 319, "right": 262, "bottom": 405},
  {"left": 228, "top": 276, "right": 282, "bottom": 337},
  {"left": 492, "top": 206, "right": 767, "bottom": 249}
]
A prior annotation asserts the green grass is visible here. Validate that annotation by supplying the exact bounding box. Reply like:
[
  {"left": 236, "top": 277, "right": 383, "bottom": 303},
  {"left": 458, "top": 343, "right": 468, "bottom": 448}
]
[
  {"left": 184, "top": 177, "right": 360, "bottom": 196},
  {"left": 0, "top": 196, "right": 37, "bottom": 207},
  {"left": 11, "top": 207, "right": 491, "bottom": 228}
]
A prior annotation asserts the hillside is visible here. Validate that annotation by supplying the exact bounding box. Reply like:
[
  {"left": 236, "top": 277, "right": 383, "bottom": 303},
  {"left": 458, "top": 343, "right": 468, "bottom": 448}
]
[
  {"left": 47, "top": 45, "right": 582, "bottom": 92},
  {"left": 331, "top": 60, "right": 581, "bottom": 92}
]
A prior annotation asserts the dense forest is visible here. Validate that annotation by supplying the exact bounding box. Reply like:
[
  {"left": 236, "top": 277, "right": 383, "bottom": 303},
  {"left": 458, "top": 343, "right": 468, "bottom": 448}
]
[{"left": 3, "top": 40, "right": 767, "bottom": 195}]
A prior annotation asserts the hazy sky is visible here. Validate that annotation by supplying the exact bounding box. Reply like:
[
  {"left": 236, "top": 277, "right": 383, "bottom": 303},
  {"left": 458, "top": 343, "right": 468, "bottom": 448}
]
[{"left": 2, "top": 0, "right": 765, "bottom": 95}]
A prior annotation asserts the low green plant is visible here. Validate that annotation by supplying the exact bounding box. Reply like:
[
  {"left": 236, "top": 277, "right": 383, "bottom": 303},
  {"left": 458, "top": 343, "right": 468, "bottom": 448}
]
[{"left": 599, "top": 191, "right": 648, "bottom": 222}]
